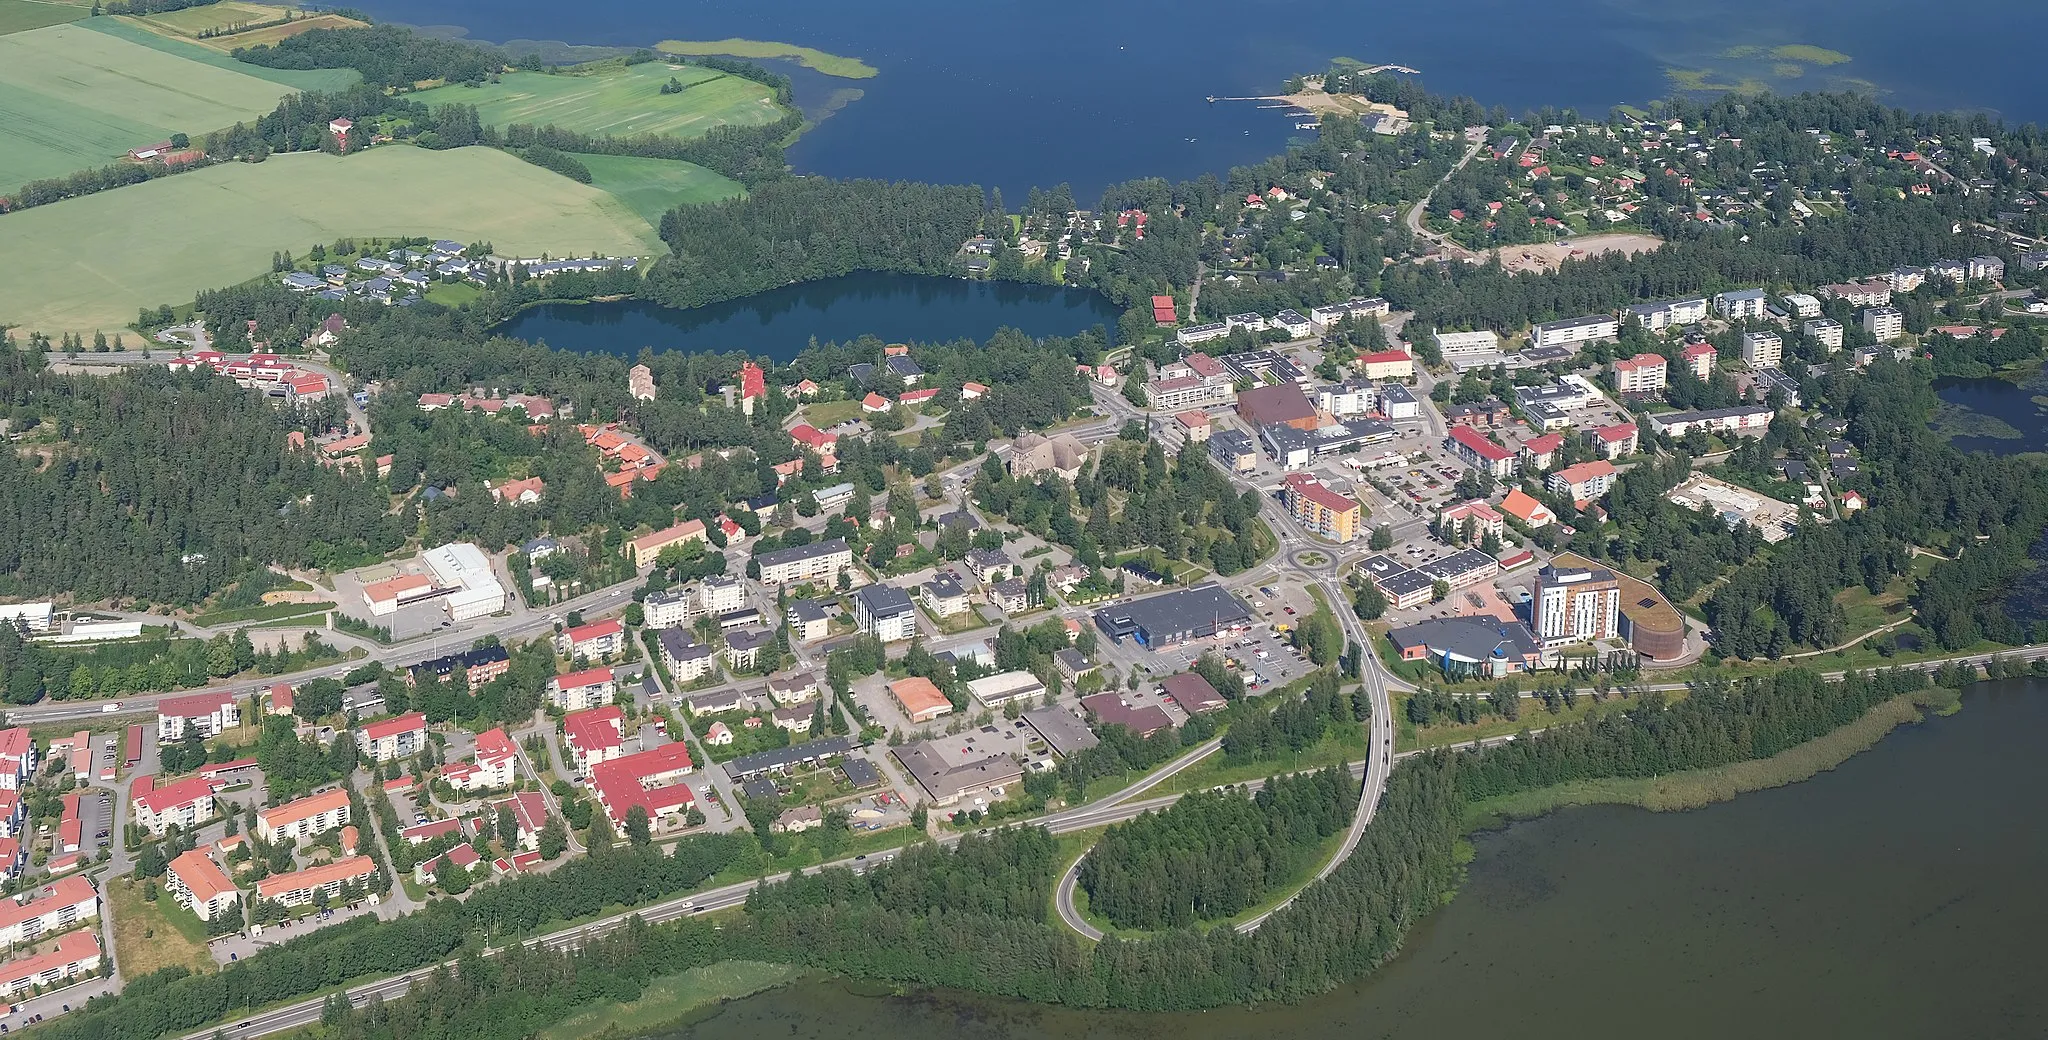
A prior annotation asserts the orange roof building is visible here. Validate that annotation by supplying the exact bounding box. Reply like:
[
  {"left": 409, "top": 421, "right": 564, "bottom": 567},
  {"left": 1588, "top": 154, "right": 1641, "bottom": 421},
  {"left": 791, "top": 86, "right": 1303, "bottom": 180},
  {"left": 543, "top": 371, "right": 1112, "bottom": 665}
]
[{"left": 888, "top": 677, "right": 953, "bottom": 723}]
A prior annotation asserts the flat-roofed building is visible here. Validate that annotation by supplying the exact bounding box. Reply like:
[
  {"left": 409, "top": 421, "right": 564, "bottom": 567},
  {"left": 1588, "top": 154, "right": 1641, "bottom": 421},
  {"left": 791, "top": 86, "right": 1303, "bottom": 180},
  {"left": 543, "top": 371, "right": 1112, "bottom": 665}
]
[
  {"left": 1536, "top": 564, "right": 1622, "bottom": 646},
  {"left": 754, "top": 539, "right": 853, "bottom": 585},
  {"left": 966, "top": 671, "right": 1046, "bottom": 710},
  {"left": 1091, "top": 583, "right": 1253, "bottom": 650},
  {"left": 1530, "top": 314, "right": 1618, "bottom": 348},
  {"left": 1804, "top": 318, "right": 1844, "bottom": 351},
  {"left": 1741, "top": 331, "right": 1783, "bottom": 369},
  {"left": 1862, "top": 306, "right": 1904, "bottom": 341}
]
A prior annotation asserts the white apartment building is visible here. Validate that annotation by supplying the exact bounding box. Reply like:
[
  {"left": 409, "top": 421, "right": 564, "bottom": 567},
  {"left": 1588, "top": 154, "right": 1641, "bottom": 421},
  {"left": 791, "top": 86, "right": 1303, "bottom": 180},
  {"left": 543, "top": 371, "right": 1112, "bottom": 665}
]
[{"left": 1741, "top": 331, "right": 1783, "bottom": 369}]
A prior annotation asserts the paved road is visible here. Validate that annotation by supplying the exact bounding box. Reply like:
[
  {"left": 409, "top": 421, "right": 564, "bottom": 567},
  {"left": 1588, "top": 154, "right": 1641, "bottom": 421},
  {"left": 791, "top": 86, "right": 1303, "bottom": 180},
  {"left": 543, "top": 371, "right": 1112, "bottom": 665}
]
[{"left": 1402, "top": 132, "right": 1489, "bottom": 257}]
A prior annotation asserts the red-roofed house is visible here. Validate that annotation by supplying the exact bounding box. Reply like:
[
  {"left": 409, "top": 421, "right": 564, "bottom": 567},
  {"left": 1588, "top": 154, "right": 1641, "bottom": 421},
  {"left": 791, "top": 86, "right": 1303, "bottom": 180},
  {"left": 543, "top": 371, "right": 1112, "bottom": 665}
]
[
  {"left": 861, "top": 392, "right": 891, "bottom": 413},
  {"left": 1152, "top": 294, "right": 1177, "bottom": 325},
  {"left": 899, "top": 388, "right": 940, "bottom": 406},
  {"left": 1438, "top": 499, "right": 1504, "bottom": 539},
  {"left": 399, "top": 818, "right": 463, "bottom": 845},
  {"left": 0, "top": 876, "right": 98, "bottom": 946},
  {"left": 286, "top": 372, "right": 331, "bottom": 404},
  {"left": 256, "top": 855, "right": 375, "bottom": 907},
  {"left": 548, "top": 667, "right": 616, "bottom": 712},
  {"left": 157, "top": 692, "right": 240, "bottom": 743},
  {"left": 1548, "top": 460, "right": 1618, "bottom": 504},
  {"left": 493, "top": 791, "right": 550, "bottom": 851},
  {"left": 558, "top": 617, "right": 627, "bottom": 658},
  {"left": 358, "top": 712, "right": 428, "bottom": 762},
  {"left": 589, "top": 742, "right": 696, "bottom": 831},
  {"left": 790, "top": 378, "right": 820, "bottom": 398},
  {"left": 1519, "top": 432, "right": 1565, "bottom": 471},
  {"left": 0, "top": 729, "right": 33, "bottom": 790},
  {"left": 961, "top": 381, "right": 989, "bottom": 399},
  {"left": 1586, "top": 422, "right": 1641, "bottom": 459},
  {"left": 444, "top": 728, "right": 516, "bottom": 792},
  {"left": 166, "top": 849, "right": 239, "bottom": 921},
  {"left": 267, "top": 683, "right": 295, "bottom": 716},
  {"left": 738, "top": 362, "right": 766, "bottom": 416},
  {"left": 491, "top": 476, "right": 546, "bottom": 505},
  {"left": 563, "top": 706, "right": 625, "bottom": 776},
  {"left": 1447, "top": 426, "right": 1518, "bottom": 478},
  {"left": 790, "top": 423, "right": 837, "bottom": 454},
  {"left": 418, "top": 392, "right": 456, "bottom": 411},
  {"left": 417, "top": 842, "right": 482, "bottom": 885},
  {"left": 132, "top": 775, "right": 221, "bottom": 836},
  {"left": 1500, "top": 488, "right": 1557, "bottom": 529}
]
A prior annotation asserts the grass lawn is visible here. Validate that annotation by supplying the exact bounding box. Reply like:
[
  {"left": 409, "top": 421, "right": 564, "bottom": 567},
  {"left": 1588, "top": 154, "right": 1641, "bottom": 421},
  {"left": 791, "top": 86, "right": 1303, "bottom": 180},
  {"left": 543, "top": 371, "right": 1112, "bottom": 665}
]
[
  {"left": 1396, "top": 689, "right": 1661, "bottom": 752},
  {"left": 0, "top": 0, "right": 93, "bottom": 35},
  {"left": 654, "top": 38, "right": 878, "bottom": 78},
  {"left": 409, "top": 63, "right": 785, "bottom": 141},
  {"left": 425, "top": 281, "right": 485, "bottom": 308},
  {"left": 191, "top": 601, "right": 333, "bottom": 628},
  {"left": 802, "top": 400, "right": 866, "bottom": 427},
  {"left": 0, "top": 146, "right": 661, "bottom": 336},
  {"left": 537, "top": 962, "right": 805, "bottom": 1040},
  {"left": 926, "top": 606, "right": 990, "bottom": 635},
  {"left": 107, "top": 876, "right": 216, "bottom": 978},
  {"left": 576, "top": 153, "right": 743, "bottom": 227},
  {"left": 0, "top": 19, "right": 354, "bottom": 190}
]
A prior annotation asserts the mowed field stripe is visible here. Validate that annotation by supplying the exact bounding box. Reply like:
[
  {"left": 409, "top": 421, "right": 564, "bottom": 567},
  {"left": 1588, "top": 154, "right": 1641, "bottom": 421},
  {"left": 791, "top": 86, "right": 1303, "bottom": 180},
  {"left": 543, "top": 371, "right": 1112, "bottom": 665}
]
[{"left": 0, "top": 147, "right": 663, "bottom": 336}]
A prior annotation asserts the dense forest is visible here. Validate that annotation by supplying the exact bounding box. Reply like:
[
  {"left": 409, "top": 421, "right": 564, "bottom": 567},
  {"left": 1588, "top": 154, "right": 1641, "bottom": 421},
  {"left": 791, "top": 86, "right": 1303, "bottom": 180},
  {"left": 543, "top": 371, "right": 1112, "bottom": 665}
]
[
  {"left": 0, "top": 339, "right": 402, "bottom": 606},
  {"left": 233, "top": 25, "right": 509, "bottom": 88},
  {"left": 1080, "top": 766, "right": 1357, "bottom": 929}
]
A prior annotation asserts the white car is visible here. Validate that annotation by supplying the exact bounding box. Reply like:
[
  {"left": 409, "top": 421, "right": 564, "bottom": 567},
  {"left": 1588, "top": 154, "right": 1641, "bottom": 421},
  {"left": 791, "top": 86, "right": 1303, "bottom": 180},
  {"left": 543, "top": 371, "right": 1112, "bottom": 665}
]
[{"left": 101, "top": 703, "right": 120, "bottom": 714}]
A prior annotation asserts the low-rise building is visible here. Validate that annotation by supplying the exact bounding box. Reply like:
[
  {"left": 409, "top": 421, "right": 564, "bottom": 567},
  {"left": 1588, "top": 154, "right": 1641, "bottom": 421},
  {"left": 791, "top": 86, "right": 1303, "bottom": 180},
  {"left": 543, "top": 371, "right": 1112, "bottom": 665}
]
[
  {"left": 892, "top": 739, "right": 1023, "bottom": 807},
  {"left": 588, "top": 743, "right": 696, "bottom": 830},
  {"left": 1091, "top": 583, "right": 1253, "bottom": 650},
  {"left": 166, "top": 849, "right": 239, "bottom": 921},
  {"left": 767, "top": 672, "right": 819, "bottom": 705},
  {"left": 409, "top": 645, "right": 510, "bottom": 688},
  {"left": 888, "top": 677, "right": 953, "bottom": 723},
  {"left": 1386, "top": 617, "right": 1543, "bottom": 679},
  {"left": 1357, "top": 349, "right": 1414, "bottom": 380},
  {"left": 966, "top": 670, "right": 1046, "bottom": 710},
  {"left": 784, "top": 599, "right": 833, "bottom": 642},
  {"left": 0, "top": 876, "right": 98, "bottom": 947},
  {"left": 157, "top": 691, "right": 241, "bottom": 744},
  {"left": 1680, "top": 341, "right": 1718, "bottom": 380},
  {"left": 722, "top": 627, "right": 773, "bottom": 670},
  {"left": 1499, "top": 488, "right": 1557, "bottom": 528},
  {"left": 562, "top": 705, "right": 625, "bottom": 776},
  {"left": 629, "top": 521, "right": 708, "bottom": 568},
  {"left": 255, "top": 855, "right": 376, "bottom": 908},
  {"left": 1208, "top": 428, "right": 1259, "bottom": 473},
  {"left": 754, "top": 539, "right": 853, "bottom": 585},
  {"left": 1447, "top": 426, "right": 1518, "bottom": 478},
  {"left": 558, "top": 618, "right": 627, "bottom": 660},
  {"left": 1432, "top": 329, "right": 1501, "bottom": 356},
  {"left": 0, "top": 929, "right": 103, "bottom": 997},
  {"left": 1548, "top": 460, "right": 1619, "bottom": 504},
  {"left": 1437, "top": 499, "right": 1504, "bottom": 540},
  {"left": 1622, "top": 297, "right": 1710, "bottom": 331},
  {"left": 1646, "top": 405, "right": 1775, "bottom": 437},
  {"left": 256, "top": 787, "right": 350, "bottom": 844},
  {"left": 358, "top": 712, "right": 428, "bottom": 762},
  {"left": 1586, "top": 422, "right": 1640, "bottom": 459},
  {"left": 446, "top": 728, "right": 517, "bottom": 792}
]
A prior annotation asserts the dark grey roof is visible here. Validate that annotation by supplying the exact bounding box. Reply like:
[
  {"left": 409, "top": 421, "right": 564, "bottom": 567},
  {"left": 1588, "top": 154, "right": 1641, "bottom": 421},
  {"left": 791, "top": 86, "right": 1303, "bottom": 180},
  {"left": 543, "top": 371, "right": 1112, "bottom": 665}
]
[
  {"left": 725, "top": 627, "right": 774, "bottom": 652},
  {"left": 1022, "top": 707, "right": 1099, "bottom": 757},
  {"left": 885, "top": 356, "right": 924, "bottom": 377},
  {"left": 1418, "top": 548, "right": 1498, "bottom": 582},
  {"left": 839, "top": 757, "right": 881, "bottom": 787},
  {"left": 924, "top": 576, "right": 966, "bottom": 600},
  {"left": 740, "top": 777, "right": 779, "bottom": 801},
  {"left": 1091, "top": 583, "right": 1253, "bottom": 643},
  {"left": 755, "top": 538, "right": 850, "bottom": 570},
  {"left": 786, "top": 599, "right": 832, "bottom": 623},
  {"left": 725, "top": 735, "right": 855, "bottom": 779},
  {"left": 1388, "top": 616, "right": 1540, "bottom": 663},
  {"left": 855, "top": 583, "right": 915, "bottom": 616}
]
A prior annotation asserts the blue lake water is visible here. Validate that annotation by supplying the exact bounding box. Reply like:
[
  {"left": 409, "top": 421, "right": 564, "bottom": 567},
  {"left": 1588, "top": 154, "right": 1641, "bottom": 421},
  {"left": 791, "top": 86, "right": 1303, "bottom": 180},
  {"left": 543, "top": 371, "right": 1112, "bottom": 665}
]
[
  {"left": 496, "top": 272, "right": 1120, "bottom": 360},
  {"left": 1932, "top": 373, "right": 2048, "bottom": 456},
  {"left": 351, "top": 0, "right": 2048, "bottom": 198}
]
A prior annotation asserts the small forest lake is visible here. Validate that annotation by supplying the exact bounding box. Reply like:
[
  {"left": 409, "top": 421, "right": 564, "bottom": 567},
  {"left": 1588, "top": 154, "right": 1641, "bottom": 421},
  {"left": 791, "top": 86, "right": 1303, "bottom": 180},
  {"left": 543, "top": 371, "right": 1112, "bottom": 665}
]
[
  {"left": 1932, "top": 371, "right": 2048, "bottom": 456},
  {"left": 496, "top": 273, "right": 1121, "bottom": 361},
  {"left": 663, "top": 680, "right": 2048, "bottom": 1040}
]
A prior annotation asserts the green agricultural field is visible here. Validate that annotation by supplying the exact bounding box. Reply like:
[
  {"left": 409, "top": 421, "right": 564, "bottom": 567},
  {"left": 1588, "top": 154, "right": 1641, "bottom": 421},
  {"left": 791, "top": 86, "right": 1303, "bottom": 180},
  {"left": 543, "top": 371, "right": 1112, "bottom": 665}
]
[
  {"left": 408, "top": 63, "right": 785, "bottom": 141},
  {"left": 576, "top": 153, "right": 743, "bottom": 225},
  {"left": 0, "top": 19, "right": 352, "bottom": 190},
  {"left": 0, "top": 146, "right": 661, "bottom": 336},
  {"left": 0, "top": 0, "right": 93, "bottom": 35},
  {"left": 81, "top": 16, "right": 355, "bottom": 89},
  {"left": 135, "top": 0, "right": 284, "bottom": 36}
]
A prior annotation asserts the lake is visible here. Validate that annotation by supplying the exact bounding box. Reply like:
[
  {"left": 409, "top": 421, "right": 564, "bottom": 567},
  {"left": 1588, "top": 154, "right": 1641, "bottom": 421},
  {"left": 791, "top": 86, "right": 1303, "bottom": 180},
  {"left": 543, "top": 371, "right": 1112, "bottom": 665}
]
[
  {"left": 495, "top": 272, "right": 1121, "bottom": 361},
  {"left": 347, "top": 0, "right": 2048, "bottom": 198},
  {"left": 659, "top": 680, "right": 2048, "bottom": 1040},
  {"left": 1932, "top": 372, "right": 2048, "bottom": 456}
]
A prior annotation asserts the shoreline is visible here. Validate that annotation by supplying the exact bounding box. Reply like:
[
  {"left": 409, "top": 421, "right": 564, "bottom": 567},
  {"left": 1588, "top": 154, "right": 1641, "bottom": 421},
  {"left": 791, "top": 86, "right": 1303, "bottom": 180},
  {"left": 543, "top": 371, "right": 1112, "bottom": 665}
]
[{"left": 655, "top": 38, "right": 877, "bottom": 79}]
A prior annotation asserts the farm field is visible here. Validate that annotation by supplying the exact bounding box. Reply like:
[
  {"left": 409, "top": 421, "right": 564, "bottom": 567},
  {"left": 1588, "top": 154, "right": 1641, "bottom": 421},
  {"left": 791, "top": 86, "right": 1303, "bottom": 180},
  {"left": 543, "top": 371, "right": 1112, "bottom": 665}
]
[
  {"left": 0, "top": 146, "right": 662, "bottom": 335},
  {"left": 408, "top": 63, "right": 786, "bottom": 140},
  {"left": 576, "top": 153, "right": 743, "bottom": 225},
  {"left": 133, "top": 0, "right": 283, "bottom": 35},
  {"left": 80, "top": 17, "right": 357, "bottom": 90},
  {"left": 0, "top": 18, "right": 352, "bottom": 190},
  {"left": 190, "top": 11, "right": 359, "bottom": 50},
  {"left": 0, "top": 0, "right": 92, "bottom": 35}
]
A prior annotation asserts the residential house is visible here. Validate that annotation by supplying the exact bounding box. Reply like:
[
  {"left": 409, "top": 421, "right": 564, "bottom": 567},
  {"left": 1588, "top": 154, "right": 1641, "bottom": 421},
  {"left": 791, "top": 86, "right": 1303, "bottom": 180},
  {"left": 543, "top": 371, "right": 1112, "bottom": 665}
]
[
  {"left": 1610, "top": 352, "right": 1667, "bottom": 394},
  {"left": 659, "top": 628, "right": 716, "bottom": 683},
  {"left": 921, "top": 576, "right": 970, "bottom": 618},
  {"left": 132, "top": 775, "right": 220, "bottom": 836},
  {"left": 1447, "top": 426, "right": 1518, "bottom": 478},
  {"left": 257, "top": 787, "right": 350, "bottom": 843},
  {"left": 1499, "top": 488, "right": 1557, "bottom": 528},
  {"left": 1281, "top": 473, "right": 1363, "bottom": 542},
  {"left": 754, "top": 539, "right": 853, "bottom": 585},
  {"left": 562, "top": 706, "right": 625, "bottom": 776}
]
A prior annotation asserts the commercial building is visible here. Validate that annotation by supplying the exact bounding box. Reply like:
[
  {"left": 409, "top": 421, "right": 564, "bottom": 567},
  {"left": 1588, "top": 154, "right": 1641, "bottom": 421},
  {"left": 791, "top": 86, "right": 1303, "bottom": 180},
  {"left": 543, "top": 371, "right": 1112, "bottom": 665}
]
[
  {"left": 853, "top": 584, "right": 918, "bottom": 642},
  {"left": 1781, "top": 293, "right": 1822, "bottom": 318},
  {"left": 0, "top": 877, "right": 99, "bottom": 947},
  {"left": 1741, "top": 331, "right": 1783, "bottom": 369},
  {"left": 363, "top": 574, "right": 437, "bottom": 616},
  {"left": 1417, "top": 547, "right": 1500, "bottom": 591},
  {"left": 558, "top": 618, "right": 627, "bottom": 659},
  {"left": 1234, "top": 383, "right": 1319, "bottom": 431},
  {"left": 888, "top": 677, "right": 954, "bottom": 723},
  {"left": 1282, "top": 473, "right": 1363, "bottom": 543},
  {"left": 1551, "top": 552, "right": 1684, "bottom": 659},
  {"left": 421, "top": 542, "right": 507, "bottom": 620},
  {"left": 1447, "top": 426, "right": 1518, "bottom": 478},
  {"left": 0, "top": 930, "right": 103, "bottom": 998},
  {"left": 157, "top": 691, "right": 241, "bottom": 744},
  {"left": 1208, "top": 428, "right": 1259, "bottom": 473},
  {"left": 754, "top": 539, "right": 853, "bottom": 585},
  {"left": 1610, "top": 352, "right": 1667, "bottom": 394},
  {"left": 256, "top": 787, "right": 350, "bottom": 843},
  {"left": 1358, "top": 554, "right": 1434, "bottom": 609},
  {"left": 966, "top": 671, "right": 1047, "bottom": 710},
  {"left": 548, "top": 667, "right": 616, "bottom": 712},
  {"left": 1529, "top": 314, "right": 1619, "bottom": 348},
  {"left": 132, "top": 775, "right": 220, "bottom": 836},
  {"left": 1378, "top": 383, "right": 1419, "bottom": 419},
  {"left": 1713, "top": 288, "right": 1769, "bottom": 320},
  {"left": 1645, "top": 405, "right": 1775, "bottom": 437},
  {"left": 1862, "top": 306, "right": 1904, "bottom": 342},
  {"left": 1387, "top": 617, "right": 1543, "bottom": 679},
  {"left": 892, "top": 739, "right": 1024, "bottom": 807},
  {"left": 1175, "top": 322, "right": 1230, "bottom": 347},
  {"left": 1547, "top": 460, "right": 1618, "bottom": 504},
  {"left": 1021, "top": 707, "right": 1100, "bottom": 757},
  {"left": 255, "top": 856, "right": 377, "bottom": 908},
  {"left": 1260, "top": 418, "right": 1394, "bottom": 467},
  {"left": 358, "top": 712, "right": 428, "bottom": 762},
  {"left": 1535, "top": 564, "right": 1622, "bottom": 646},
  {"left": 1092, "top": 583, "right": 1254, "bottom": 650},
  {"left": 1080, "top": 692, "right": 1173, "bottom": 736}
]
